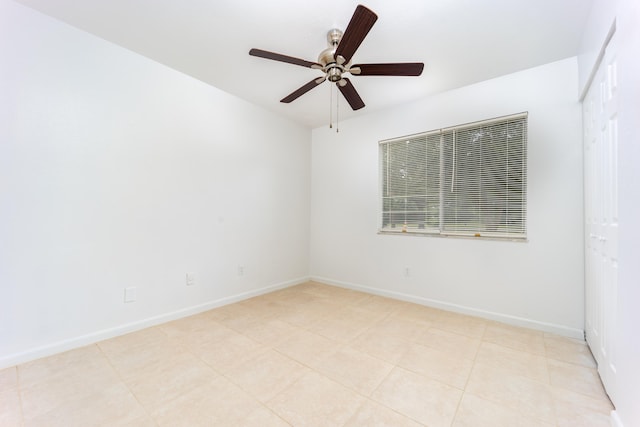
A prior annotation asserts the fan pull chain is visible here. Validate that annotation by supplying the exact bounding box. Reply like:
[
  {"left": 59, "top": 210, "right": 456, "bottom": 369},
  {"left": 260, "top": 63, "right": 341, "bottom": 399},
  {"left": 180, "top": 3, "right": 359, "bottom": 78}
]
[
  {"left": 329, "top": 82, "right": 333, "bottom": 129},
  {"left": 336, "top": 85, "right": 339, "bottom": 133}
]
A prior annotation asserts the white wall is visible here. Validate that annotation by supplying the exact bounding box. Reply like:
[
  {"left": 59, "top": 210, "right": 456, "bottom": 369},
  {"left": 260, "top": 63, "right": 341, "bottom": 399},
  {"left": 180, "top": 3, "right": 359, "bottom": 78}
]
[
  {"left": 0, "top": 0, "right": 311, "bottom": 368},
  {"left": 310, "top": 58, "right": 584, "bottom": 337},
  {"left": 577, "top": 0, "right": 618, "bottom": 95},
  {"left": 580, "top": 1, "right": 640, "bottom": 426}
]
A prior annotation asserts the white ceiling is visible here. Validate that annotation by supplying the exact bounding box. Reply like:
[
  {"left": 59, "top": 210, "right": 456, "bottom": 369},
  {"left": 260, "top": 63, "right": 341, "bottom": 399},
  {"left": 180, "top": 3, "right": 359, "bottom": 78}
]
[{"left": 16, "top": 0, "right": 593, "bottom": 129}]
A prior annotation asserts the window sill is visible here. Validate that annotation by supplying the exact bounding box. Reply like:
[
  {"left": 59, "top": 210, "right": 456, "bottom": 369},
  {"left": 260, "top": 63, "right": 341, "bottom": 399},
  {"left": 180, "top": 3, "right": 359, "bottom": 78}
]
[{"left": 377, "top": 230, "right": 528, "bottom": 243}]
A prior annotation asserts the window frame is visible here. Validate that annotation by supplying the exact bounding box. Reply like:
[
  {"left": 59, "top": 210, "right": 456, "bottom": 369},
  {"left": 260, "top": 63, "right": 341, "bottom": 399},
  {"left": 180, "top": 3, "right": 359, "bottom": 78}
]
[{"left": 378, "top": 112, "right": 528, "bottom": 242}]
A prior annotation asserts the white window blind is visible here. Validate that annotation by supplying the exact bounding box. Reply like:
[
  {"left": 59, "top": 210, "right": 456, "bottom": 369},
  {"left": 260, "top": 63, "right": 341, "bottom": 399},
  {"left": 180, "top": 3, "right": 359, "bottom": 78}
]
[{"left": 379, "top": 113, "right": 527, "bottom": 240}]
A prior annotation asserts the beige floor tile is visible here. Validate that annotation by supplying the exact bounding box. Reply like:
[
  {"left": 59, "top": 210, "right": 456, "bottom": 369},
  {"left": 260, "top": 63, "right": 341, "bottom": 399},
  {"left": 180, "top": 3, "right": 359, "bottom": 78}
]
[
  {"left": 158, "top": 315, "right": 237, "bottom": 347},
  {"left": 116, "top": 415, "right": 159, "bottom": 427},
  {"left": 23, "top": 383, "right": 146, "bottom": 427},
  {"left": 100, "top": 337, "right": 190, "bottom": 381},
  {"left": 553, "top": 374, "right": 614, "bottom": 426},
  {"left": 290, "top": 280, "right": 334, "bottom": 294},
  {"left": 274, "top": 330, "right": 343, "bottom": 368},
  {"left": 267, "top": 371, "right": 364, "bottom": 426},
  {"left": 555, "top": 398, "right": 613, "bottom": 427},
  {"left": 386, "top": 302, "right": 439, "bottom": 326},
  {"left": 159, "top": 311, "right": 220, "bottom": 336},
  {"left": 483, "top": 322, "right": 546, "bottom": 356},
  {"left": 20, "top": 374, "right": 120, "bottom": 422},
  {"left": 226, "top": 349, "right": 310, "bottom": 403},
  {"left": 0, "top": 366, "right": 18, "bottom": 389},
  {"left": 350, "top": 294, "right": 404, "bottom": 314},
  {"left": 544, "top": 334, "right": 597, "bottom": 368},
  {"left": 465, "top": 362, "right": 556, "bottom": 424},
  {"left": 0, "top": 370, "right": 20, "bottom": 426},
  {"left": 270, "top": 303, "right": 328, "bottom": 329},
  {"left": 308, "top": 306, "right": 380, "bottom": 343},
  {"left": 414, "top": 327, "right": 481, "bottom": 361},
  {"left": 398, "top": 342, "right": 473, "bottom": 389},
  {"left": 353, "top": 305, "right": 391, "bottom": 325},
  {"left": 350, "top": 326, "right": 413, "bottom": 364},
  {"left": 306, "top": 286, "right": 343, "bottom": 303},
  {"left": 301, "top": 296, "right": 347, "bottom": 315},
  {"left": 190, "top": 329, "right": 268, "bottom": 374},
  {"left": 151, "top": 376, "right": 268, "bottom": 426},
  {"left": 264, "top": 286, "right": 336, "bottom": 311},
  {"left": 551, "top": 385, "right": 613, "bottom": 415},
  {"left": 371, "top": 315, "right": 429, "bottom": 342},
  {"left": 195, "top": 306, "right": 229, "bottom": 321},
  {"left": 548, "top": 359, "right": 608, "bottom": 399},
  {"left": 344, "top": 399, "right": 423, "bottom": 427},
  {"left": 294, "top": 282, "right": 368, "bottom": 304},
  {"left": 0, "top": 388, "right": 23, "bottom": 427},
  {"left": 240, "top": 318, "right": 304, "bottom": 347},
  {"left": 475, "top": 342, "right": 549, "bottom": 382},
  {"left": 19, "top": 348, "right": 122, "bottom": 421},
  {"left": 266, "top": 285, "right": 324, "bottom": 304},
  {"left": 238, "top": 406, "right": 293, "bottom": 427},
  {"left": 96, "top": 328, "right": 169, "bottom": 360},
  {"left": 238, "top": 294, "right": 288, "bottom": 313},
  {"left": 218, "top": 309, "right": 270, "bottom": 333},
  {"left": 314, "top": 346, "right": 394, "bottom": 396},
  {"left": 18, "top": 345, "right": 111, "bottom": 388},
  {"left": 453, "top": 392, "right": 554, "bottom": 427},
  {"left": 432, "top": 312, "right": 487, "bottom": 338},
  {"left": 214, "top": 300, "right": 263, "bottom": 318},
  {"left": 371, "top": 367, "right": 462, "bottom": 427},
  {"left": 124, "top": 351, "right": 218, "bottom": 411}
]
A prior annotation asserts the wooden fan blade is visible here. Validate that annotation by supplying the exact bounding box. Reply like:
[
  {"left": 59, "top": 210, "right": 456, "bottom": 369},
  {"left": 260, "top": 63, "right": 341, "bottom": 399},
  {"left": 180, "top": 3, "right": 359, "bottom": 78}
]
[
  {"left": 337, "top": 78, "right": 365, "bottom": 110},
  {"left": 249, "top": 48, "right": 322, "bottom": 69},
  {"left": 280, "top": 78, "right": 325, "bottom": 103},
  {"left": 351, "top": 62, "right": 424, "bottom": 76},
  {"left": 334, "top": 5, "right": 378, "bottom": 65}
]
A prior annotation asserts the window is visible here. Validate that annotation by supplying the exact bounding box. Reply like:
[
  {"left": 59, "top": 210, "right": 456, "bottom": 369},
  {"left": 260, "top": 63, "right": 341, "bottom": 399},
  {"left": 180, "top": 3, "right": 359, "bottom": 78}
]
[{"left": 380, "top": 113, "right": 527, "bottom": 240}]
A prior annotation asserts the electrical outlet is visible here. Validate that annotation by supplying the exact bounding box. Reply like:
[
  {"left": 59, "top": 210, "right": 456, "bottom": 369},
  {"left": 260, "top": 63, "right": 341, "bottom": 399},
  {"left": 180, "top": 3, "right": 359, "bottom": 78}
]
[
  {"left": 237, "top": 265, "right": 244, "bottom": 276},
  {"left": 186, "top": 273, "right": 196, "bottom": 286},
  {"left": 124, "top": 287, "right": 137, "bottom": 303},
  {"left": 404, "top": 267, "right": 410, "bottom": 278}
]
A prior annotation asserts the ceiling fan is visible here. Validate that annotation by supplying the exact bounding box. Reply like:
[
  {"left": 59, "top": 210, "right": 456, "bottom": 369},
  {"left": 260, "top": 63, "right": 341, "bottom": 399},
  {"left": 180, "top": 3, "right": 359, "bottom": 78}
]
[{"left": 249, "top": 4, "right": 424, "bottom": 111}]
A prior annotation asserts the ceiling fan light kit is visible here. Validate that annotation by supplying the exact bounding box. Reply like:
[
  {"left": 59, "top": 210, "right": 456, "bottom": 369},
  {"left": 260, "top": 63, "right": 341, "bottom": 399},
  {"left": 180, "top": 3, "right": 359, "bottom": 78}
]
[{"left": 249, "top": 4, "right": 424, "bottom": 114}]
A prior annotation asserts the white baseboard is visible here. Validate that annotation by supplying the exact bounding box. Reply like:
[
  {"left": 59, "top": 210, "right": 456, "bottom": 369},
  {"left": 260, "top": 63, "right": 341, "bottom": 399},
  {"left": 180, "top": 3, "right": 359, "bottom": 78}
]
[
  {"left": 610, "top": 410, "right": 623, "bottom": 427},
  {"left": 311, "top": 276, "right": 585, "bottom": 339},
  {"left": 0, "top": 276, "right": 309, "bottom": 370},
  {"left": 3, "top": 274, "right": 585, "bottom": 369}
]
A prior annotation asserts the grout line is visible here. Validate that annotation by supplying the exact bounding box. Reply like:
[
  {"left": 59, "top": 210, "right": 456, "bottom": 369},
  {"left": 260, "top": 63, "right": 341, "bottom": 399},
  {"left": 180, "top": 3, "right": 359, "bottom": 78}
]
[
  {"left": 451, "top": 315, "right": 488, "bottom": 426},
  {"left": 14, "top": 365, "right": 26, "bottom": 427},
  {"left": 95, "top": 342, "right": 159, "bottom": 426}
]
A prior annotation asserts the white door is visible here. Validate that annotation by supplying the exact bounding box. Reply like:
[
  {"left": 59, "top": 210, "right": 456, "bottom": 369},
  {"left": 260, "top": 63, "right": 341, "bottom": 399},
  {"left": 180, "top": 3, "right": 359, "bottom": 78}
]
[{"left": 583, "top": 32, "right": 618, "bottom": 403}]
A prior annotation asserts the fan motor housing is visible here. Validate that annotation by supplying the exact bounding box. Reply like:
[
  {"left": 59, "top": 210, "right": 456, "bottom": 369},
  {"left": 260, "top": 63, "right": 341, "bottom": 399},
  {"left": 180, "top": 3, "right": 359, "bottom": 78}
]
[
  {"left": 318, "top": 29, "right": 347, "bottom": 81},
  {"left": 318, "top": 47, "right": 336, "bottom": 67},
  {"left": 318, "top": 28, "right": 344, "bottom": 66}
]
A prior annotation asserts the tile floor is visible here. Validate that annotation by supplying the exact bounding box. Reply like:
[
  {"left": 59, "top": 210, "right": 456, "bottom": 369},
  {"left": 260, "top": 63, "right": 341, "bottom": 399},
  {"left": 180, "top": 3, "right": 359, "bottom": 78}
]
[{"left": 0, "top": 282, "right": 613, "bottom": 426}]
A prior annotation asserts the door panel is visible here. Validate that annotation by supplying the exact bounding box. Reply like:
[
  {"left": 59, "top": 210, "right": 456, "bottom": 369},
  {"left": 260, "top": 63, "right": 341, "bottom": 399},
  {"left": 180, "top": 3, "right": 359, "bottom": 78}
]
[{"left": 583, "top": 32, "right": 618, "bottom": 403}]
